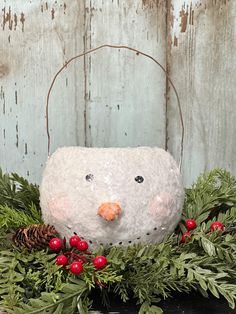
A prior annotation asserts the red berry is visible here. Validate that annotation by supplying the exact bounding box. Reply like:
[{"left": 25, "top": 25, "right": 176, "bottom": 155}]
[
  {"left": 93, "top": 256, "right": 108, "bottom": 269},
  {"left": 69, "top": 235, "right": 81, "bottom": 247},
  {"left": 77, "top": 240, "right": 89, "bottom": 251},
  {"left": 185, "top": 219, "right": 197, "bottom": 231},
  {"left": 181, "top": 232, "right": 191, "bottom": 243},
  {"left": 211, "top": 221, "right": 224, "bottom": 232},
  {"left": 56, "top": 255, "right": 68, "bottom": 266},
  {"left": 49, "top": 238, "right": 62, "bottom": 251},
  {"left": 70, "top": 262, "right": 83, "bottom": 275}
]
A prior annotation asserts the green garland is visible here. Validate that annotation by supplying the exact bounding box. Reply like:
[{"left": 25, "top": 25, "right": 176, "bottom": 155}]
[{"left": 0, "top": 168, "right": 235, "bottom": 313}]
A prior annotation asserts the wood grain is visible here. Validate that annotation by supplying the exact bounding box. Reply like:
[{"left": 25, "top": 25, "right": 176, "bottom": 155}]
[
  {"left": 0, "top": 1, "right": 86, "bottom": 182},
  {"left": 167, "top": 0, "right": 236, "bottom": 186},
  {"left": 83, "top": 0, "right": 167, "bottom": 148}
]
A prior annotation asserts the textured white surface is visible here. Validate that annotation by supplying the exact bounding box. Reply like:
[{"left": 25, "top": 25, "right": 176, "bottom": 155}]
[{"left": 40, "top": 147, "right": 184, "bottom": 247}]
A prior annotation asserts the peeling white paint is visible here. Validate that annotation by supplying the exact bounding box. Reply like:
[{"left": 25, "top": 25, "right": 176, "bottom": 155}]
[{"left": 168, "top": 0, "right": 236, "bottom": 186}]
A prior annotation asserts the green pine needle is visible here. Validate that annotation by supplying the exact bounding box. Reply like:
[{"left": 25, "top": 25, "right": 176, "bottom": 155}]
[
  {"left": 0, "top": 168, "right": 40, "bottom": 212},
  {"left": 0, "top": 204, "right": 43, "bottom": 233},
  {"left": 182, "top": 168, "right": 236, "bottom": 223}
]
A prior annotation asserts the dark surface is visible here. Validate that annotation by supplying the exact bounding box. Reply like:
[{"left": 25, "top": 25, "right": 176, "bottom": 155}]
[{"left": 91, "top": 291, "right": 236, "bottom": 314}]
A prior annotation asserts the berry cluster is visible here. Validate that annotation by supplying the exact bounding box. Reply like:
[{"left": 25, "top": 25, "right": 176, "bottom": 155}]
[
  {"left": 49, "top": 235, "right": 107, "bottom": 275},
  {"left": 181, "top": 219, "right": 224, "bottom": 243}
]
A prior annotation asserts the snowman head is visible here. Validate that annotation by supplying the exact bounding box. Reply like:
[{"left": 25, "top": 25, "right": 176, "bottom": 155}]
[{"left": 40, "top": 147, "right": 184, "bottom": 247}]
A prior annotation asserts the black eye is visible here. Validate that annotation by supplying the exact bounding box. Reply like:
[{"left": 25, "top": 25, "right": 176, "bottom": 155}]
[
  {"left": 135, "top": 176, "right": 144, "bottom": 183},
  {"left": 85, "top": 174, "right": 94, "bottom": 182}
]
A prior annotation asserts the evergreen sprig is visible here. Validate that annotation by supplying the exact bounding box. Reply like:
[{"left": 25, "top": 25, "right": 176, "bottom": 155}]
[
  {"left": 181, "top": 168, "right": 236, "bottom": 226},
  {"left": 5, "top": 260, "right": 122, "bottom": 314},
  {"left": 107, "top": 233, "right": 236, "bottom": 310},
  {"left": 0, "top": 168, "right": 40, "bottom": 212},
  {"left": 12, "top": 278, "right": 89, "bottom": 314},
  {"left": 0, "top": 250, "right": 25, "bottom": 310},
  {"left": 0, "top": 249, "right": 67, "bottom": 313},
  {"left": 0, "top": 205, "right": 43, "bottom": 233}
]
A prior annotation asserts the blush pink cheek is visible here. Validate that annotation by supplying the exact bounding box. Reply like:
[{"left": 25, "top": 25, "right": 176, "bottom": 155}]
[
  {"left": 148, "top": 192, "right": 173, "bottom": 218},
  {"left": 48, "top": 194, "right": 72, "bottom": 222}
]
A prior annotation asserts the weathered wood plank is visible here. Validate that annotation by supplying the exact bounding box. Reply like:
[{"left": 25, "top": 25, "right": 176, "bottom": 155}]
[
  {"left": 0, "top": 1, "right": 86, "bottom": 183},
  {"left": 167, "top": 0, "right": 236, "bottom": 186},
  {"left": 83, "top": 0, "right": 167, "bottom": 148}
]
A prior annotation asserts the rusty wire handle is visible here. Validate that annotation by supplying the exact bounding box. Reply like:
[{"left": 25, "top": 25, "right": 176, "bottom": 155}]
[{"left": 46, "top": 44, "right": 184, "bottom": 170}]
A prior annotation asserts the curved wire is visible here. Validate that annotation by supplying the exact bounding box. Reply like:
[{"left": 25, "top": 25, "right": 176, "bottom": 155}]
[{"left": 46, "top": 44, "right": 184, "bottom": 169}]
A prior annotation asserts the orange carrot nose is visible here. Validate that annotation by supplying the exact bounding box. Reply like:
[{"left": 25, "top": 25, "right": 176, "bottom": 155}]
[{"left": 97, "top": 202, "right": 122, "bottom": 221}]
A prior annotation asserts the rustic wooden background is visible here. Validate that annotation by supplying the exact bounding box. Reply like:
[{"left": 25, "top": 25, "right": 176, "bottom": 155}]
[{"left": 0, "top": 0, "right": 235, "bottom": 186}]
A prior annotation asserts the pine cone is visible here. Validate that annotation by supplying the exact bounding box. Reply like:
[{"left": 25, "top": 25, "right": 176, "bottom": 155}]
[{"left": 13, "top": 224, "right": 58, "bottom": 250}]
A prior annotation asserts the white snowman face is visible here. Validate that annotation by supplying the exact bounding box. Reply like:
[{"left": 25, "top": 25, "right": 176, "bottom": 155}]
[{"left": 40, "top": 147, "right": 184, "bottom": 247}]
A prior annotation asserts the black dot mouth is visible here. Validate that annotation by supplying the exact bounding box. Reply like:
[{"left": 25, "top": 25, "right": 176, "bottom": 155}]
[{"left": 84, "top": 226, "right": 160, "bottom": 247}]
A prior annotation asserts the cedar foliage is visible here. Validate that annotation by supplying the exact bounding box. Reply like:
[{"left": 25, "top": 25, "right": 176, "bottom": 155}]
[{"left": 0, "top": 168, "right": 235, "bottom": 313}]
